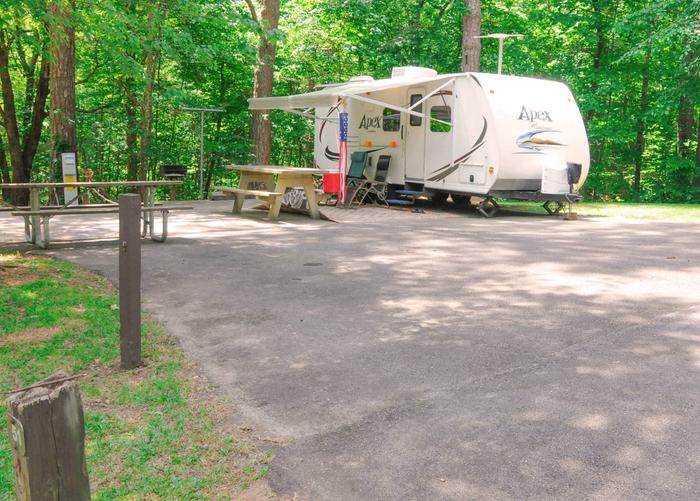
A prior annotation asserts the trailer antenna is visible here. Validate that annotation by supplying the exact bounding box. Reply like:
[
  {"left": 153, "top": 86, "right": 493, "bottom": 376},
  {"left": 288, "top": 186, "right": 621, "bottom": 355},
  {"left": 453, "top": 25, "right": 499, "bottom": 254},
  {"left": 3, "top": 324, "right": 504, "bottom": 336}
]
[{"left": 474, "top": 33, "right": 524, "bottom": 75}]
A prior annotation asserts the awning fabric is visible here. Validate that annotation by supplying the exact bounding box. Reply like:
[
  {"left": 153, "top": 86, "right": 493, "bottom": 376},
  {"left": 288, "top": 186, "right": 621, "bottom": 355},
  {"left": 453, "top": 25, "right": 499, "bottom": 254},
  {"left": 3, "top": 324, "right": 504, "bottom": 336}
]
[{"left": 248, "top": 75, "right": 456, "bottom": 111}]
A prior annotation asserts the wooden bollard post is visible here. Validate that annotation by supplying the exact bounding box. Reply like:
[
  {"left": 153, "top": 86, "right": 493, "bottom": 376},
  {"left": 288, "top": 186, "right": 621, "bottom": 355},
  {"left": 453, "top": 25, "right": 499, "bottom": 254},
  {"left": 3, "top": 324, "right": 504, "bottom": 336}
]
[
  {"left": 7, "top": 373, "right": 91, "bottom": 500},
  {"left": 119, "top": 193, "right": 141, "bottom": 369}
]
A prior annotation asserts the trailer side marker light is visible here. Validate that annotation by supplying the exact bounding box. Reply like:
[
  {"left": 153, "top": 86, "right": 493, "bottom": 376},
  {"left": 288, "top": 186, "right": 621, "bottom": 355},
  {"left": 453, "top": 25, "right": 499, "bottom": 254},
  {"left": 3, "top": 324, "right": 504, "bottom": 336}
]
[
  {"left": 488, "top": 167, "right": 495, "bottom": 174},
  {"left": 365, "top": 140, "right": 373, "bottom": 147},
  {"left": 388, "top": 140, "right": 397, "bottom": 148}
]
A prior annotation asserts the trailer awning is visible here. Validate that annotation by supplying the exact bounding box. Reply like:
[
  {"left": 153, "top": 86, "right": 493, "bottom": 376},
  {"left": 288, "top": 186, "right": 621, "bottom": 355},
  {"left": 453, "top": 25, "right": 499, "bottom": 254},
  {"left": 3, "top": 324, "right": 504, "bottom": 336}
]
[{"left": 249, "top": 74, "right": 457, "bottom": 111}]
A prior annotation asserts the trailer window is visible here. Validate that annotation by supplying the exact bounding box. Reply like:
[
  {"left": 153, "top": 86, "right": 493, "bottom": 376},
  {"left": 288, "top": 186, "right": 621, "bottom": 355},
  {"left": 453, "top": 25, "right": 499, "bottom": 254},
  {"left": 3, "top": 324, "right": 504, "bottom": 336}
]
[
  {"left": 430, "top": 106, "right": 452, "bottom": 133},
  {"left": 409, "top": 94, "right": 423, "bottom": 126},
  {"left": 382, "top": 108, "right": 400, "bottom": 132}
]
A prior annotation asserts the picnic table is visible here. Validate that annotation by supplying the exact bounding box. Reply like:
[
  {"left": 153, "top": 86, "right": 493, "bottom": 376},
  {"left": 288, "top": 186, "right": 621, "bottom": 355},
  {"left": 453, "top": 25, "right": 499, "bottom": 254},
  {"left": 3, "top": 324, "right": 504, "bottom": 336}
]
[
  {"left": 0, "top": 181, "right": 188, "bottom": 248},
  {"left": 218, "top": 165, "right": 331, "bottom": 220}
]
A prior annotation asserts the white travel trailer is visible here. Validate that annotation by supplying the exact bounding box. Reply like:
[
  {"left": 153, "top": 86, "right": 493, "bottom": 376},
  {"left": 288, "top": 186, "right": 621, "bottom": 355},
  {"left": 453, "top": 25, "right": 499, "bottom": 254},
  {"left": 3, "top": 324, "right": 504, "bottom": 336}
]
[{"left": 249, "top": 66, "right": 590, "bottom": 215}]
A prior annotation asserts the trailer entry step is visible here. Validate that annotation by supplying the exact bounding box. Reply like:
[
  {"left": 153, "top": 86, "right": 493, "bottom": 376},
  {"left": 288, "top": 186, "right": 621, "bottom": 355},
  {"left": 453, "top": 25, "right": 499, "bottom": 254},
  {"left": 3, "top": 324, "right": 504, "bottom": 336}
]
[{"left": 386, "top": 199, "right": 415, "bottom": 206}]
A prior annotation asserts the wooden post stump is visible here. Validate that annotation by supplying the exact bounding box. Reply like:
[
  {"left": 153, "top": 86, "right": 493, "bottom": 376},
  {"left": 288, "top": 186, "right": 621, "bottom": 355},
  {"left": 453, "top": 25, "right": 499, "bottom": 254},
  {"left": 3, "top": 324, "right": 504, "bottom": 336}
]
[{"left": 6, "top": 373, "right": 91, "bottom": 501}]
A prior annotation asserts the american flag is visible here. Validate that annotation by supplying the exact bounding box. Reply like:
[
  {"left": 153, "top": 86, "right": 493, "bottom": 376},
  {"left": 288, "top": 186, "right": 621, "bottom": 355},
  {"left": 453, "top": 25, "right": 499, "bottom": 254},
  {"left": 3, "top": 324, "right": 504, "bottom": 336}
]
[{"left": 339, "top": 111, "right": 349, "bottom": 203}]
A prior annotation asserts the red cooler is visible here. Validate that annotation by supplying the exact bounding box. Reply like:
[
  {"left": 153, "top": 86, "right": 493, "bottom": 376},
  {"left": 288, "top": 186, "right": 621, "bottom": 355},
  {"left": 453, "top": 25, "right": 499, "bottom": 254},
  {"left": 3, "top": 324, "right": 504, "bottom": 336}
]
[{"left": 322, "top": 173, "right": 341, "bottom": 193}]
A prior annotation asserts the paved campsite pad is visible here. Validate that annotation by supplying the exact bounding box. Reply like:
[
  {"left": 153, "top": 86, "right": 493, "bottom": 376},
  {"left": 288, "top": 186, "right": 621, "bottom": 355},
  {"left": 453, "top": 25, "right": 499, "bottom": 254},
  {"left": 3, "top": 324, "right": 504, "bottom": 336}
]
[{"left": 2, "top": 201, "right": 699, "bottom": 500}]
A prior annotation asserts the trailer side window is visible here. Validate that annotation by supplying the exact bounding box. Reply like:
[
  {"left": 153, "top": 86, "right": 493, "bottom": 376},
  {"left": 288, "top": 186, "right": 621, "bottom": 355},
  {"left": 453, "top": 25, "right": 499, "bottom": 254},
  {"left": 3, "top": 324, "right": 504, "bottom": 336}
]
[
  {"left": 430, "top": 106, "right": 452, "bottom": 133},
  {"left": 409, "top": 94, "right": 422, "bottom": 126},
  {"left": 382, "top": 108, "right": 400, "bottom": 132}
]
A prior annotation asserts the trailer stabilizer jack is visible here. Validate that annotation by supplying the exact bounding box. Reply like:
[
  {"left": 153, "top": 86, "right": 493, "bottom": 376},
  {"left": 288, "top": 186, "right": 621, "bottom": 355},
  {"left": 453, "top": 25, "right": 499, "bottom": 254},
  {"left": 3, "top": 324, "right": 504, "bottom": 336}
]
[
  {"left": 543, "top": 200, "right": 564, "bottom": 215},
  {"left": 476, "top": 197, "right": 500, "bottom": 217}
]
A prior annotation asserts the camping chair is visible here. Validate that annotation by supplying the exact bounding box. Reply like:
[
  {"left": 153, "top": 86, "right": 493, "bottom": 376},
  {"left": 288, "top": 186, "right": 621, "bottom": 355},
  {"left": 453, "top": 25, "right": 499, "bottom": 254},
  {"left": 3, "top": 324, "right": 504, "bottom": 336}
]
[
  {"left": 351, "top": 155, "right": 390, "bottom": 206},
  {"left": 342, "top": 151, "right": 368, "bottom": 205}
]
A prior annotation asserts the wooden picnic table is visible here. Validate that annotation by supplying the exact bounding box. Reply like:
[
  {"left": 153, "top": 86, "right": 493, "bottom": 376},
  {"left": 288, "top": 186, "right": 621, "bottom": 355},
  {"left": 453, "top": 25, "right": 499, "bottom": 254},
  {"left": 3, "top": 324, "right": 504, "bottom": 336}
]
[
  {"left": 0, "top": 180, "right": 183, "bottom": 248},
  {"left": 223, "top": 165, "right": 331, "bottom": 220}
]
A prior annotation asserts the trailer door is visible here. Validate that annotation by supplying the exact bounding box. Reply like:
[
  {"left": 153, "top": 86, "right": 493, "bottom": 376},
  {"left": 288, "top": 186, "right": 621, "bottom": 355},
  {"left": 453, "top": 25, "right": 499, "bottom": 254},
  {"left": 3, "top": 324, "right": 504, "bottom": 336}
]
[
  {"left": 404, "top": 89, "right": 426, "bottom": 180},
  {"left": 424, "top": 92, "right": 454, "bottom": 184}
]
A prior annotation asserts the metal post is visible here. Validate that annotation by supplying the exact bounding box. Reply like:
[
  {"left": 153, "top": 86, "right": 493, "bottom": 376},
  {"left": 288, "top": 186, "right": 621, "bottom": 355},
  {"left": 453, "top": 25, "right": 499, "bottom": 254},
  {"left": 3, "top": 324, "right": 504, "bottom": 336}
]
[
  {"left": 29, "top": 188, "right": 40, "bottom": 244},
  {"left": 474, "top": 33, "right": 523, "bottom": 75},
  {"left": 180, "top": 107, "right": 225, "bottom": 200},
  {"left": 119, "top": 193, "right": 141, "bottom": 369},
  {"left": 498, "top": 39, "right": 504, "bottom": 74},
  {"left": 199, "top": 111, "right": 204, "bottom": 200}
]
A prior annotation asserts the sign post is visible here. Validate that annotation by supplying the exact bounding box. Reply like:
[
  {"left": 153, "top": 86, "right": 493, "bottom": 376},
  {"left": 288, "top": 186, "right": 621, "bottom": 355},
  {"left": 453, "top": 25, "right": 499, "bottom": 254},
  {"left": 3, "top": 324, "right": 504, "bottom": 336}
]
[{"left": 61, "top": 152, "right": 79, "bottom": 205}]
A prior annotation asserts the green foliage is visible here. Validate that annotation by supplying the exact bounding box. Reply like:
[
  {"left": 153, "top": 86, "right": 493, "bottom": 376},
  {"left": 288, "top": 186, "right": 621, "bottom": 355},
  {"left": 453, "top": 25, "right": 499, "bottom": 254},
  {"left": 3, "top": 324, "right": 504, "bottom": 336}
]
[
  {"left": 0, "top": 255, "right": 269, "bottom": 498},
  {"left": 0, "top": 0, "right": 698, "bottom": 201}
]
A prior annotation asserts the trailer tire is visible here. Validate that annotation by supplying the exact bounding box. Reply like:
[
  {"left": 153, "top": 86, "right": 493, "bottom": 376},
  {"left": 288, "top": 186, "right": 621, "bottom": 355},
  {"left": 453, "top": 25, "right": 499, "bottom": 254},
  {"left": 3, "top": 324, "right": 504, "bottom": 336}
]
[
  {"left": 431, "top": 192, "right": 448, "bottom": 204},
  {"left": 450, "top": 194, "right": 471, "bottom": 206}
]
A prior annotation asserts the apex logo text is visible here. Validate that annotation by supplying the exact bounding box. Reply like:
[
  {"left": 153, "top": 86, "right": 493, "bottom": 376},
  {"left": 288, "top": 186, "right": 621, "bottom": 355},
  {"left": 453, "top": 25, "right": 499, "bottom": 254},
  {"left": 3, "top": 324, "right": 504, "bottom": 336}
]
[
  {"left": 359, "top": 114, "right": 382, "bottom": 130},
  {"left": 518, "top": 106, "right": 552, "bottom": 122}
]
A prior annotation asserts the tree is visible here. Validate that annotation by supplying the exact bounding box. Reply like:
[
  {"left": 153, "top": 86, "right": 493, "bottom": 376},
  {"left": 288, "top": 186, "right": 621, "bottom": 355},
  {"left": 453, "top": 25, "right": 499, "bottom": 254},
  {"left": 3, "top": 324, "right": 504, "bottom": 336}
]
[
  {"left": 633, "top": 45, "right": 650, "bottom": 198},
  {"left": 48, "top": 0, "right": 77, "bottom": 188},
  {"left": 0, "top": 25, "right": 50, "bottom": 205},
  {"left": 245, "top": 0, "right": 280, "bottom": 164},
  {"left": 461, "top": 0, "right": 480, "bottom": 71},
  {"left": 139, "top": 0, "right": 168, "bottom": 183}
]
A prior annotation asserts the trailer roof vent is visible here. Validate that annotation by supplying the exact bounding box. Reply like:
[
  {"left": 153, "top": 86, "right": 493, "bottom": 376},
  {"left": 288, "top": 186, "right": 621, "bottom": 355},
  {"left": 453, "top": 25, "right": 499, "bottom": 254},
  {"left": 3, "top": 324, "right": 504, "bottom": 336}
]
[
  {"left": 350, "top": 75, "right": 375, "bottom": 82},
  {"left": 391, "top": 66, "right": 438, "bottom": 79}
]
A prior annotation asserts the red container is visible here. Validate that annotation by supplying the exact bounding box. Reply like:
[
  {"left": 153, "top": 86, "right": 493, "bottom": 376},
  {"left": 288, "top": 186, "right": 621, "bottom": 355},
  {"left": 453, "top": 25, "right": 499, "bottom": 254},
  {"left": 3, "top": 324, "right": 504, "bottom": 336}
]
[{"left": 322, "top": 172, "right": 341, "bottom": 193}]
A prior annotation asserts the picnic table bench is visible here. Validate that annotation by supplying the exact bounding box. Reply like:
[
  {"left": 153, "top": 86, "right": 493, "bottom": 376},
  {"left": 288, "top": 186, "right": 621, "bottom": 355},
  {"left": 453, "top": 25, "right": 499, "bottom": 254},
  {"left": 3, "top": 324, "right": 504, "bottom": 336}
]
[
  {"left": 217, "top": 165, "right": 332, "bottom": 220},
  {"left": 0, "top": 181, "right": 191, "bottom": 248}
]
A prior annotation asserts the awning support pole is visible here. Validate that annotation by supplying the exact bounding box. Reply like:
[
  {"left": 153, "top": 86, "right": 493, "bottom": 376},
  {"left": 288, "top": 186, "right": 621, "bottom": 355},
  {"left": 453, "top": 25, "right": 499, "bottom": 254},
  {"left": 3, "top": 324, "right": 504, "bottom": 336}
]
[
  {"left": 407, "top": 78, "right": 456, "bottom": 112},
  {"left": 345, "top": 93, "right": 452, "bottom": 127}
]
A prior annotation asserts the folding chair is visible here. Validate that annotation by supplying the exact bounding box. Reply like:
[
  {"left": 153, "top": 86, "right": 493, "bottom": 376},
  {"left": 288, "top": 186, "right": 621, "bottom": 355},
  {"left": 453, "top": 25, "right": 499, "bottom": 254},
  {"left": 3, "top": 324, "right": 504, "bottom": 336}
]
[
  {"left": 340, "top": 151, "right": 368, "bottom": 206},
  {"left": 351, "top": 155, "right": 390, "bottom": 206}
]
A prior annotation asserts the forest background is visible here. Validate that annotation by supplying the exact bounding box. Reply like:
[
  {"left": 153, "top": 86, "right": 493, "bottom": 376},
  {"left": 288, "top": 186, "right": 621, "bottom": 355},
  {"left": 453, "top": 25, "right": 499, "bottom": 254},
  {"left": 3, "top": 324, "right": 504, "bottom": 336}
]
[{"left": 1, "top": 0, "right": 698, "bottom": 203}]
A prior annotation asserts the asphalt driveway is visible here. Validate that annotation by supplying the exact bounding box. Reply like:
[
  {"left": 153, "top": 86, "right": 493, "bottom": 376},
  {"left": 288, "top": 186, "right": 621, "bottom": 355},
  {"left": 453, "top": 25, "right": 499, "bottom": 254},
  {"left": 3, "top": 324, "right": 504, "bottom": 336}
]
[{"left": 2, "top": 201, "right": 699, "bottom": 500}]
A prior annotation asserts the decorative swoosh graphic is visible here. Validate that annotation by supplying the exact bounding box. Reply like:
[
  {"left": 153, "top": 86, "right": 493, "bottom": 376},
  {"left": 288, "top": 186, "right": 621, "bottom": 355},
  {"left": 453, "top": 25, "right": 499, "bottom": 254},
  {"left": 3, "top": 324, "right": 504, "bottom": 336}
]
[
  {"left": 427, "top": 117, "right": 488, "bottom": 182},
  {"left": 320, "top": 103, "right": 342, "bottom": 161},
  {"left": 516, "top": 129, "right": 565, "bottom": 151},
  {"left": 324, "top": 146, "right": 340, "bottom": 161}
]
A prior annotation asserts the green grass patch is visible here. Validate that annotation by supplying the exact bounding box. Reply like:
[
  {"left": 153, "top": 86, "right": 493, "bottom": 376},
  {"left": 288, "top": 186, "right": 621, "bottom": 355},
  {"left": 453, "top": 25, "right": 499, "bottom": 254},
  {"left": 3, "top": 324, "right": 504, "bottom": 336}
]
[
  {"left": 0, "top": 254, "right": 272, "bottom": 499},
  {"left": 501, "top": 201, "right": 700, "bottom": 221}
]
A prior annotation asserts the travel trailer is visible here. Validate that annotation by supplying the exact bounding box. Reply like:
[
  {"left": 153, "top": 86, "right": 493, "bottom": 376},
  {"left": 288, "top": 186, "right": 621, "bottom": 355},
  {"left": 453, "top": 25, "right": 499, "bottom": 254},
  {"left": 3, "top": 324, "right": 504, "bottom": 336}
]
[{"left": 249, "top": 66, "right": 589, "bottom": 216}]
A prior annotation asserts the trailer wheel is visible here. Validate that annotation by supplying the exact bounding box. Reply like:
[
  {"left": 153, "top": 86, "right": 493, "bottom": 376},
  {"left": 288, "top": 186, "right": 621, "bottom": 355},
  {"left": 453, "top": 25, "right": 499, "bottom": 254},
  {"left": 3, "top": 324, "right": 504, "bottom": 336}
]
[
  {"left": 450, "top": 194, "right": 471, "bottom": 206},
  {"left": 431, "top": 192, "right": 448, "bottom": 204}
]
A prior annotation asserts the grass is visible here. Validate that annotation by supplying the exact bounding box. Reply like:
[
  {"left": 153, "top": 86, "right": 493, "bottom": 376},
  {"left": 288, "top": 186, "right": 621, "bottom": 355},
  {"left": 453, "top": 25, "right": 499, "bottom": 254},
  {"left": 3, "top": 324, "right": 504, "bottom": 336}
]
[
  {"left": 500, "top": 201, "right": 700, "bottom": 221},
  {"left": 0, "top": 254, "right": 272, "bottom": 500}
]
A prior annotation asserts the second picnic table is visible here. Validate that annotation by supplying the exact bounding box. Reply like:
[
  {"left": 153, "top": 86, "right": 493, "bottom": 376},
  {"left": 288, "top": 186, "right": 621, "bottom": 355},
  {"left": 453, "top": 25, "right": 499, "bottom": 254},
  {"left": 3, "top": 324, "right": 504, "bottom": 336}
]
[
  {"left": 220, "top": 165, "right": 331, "bottom": 220},
  {"left": 0, "top": 180, "right": 184, "bottom": 248}
]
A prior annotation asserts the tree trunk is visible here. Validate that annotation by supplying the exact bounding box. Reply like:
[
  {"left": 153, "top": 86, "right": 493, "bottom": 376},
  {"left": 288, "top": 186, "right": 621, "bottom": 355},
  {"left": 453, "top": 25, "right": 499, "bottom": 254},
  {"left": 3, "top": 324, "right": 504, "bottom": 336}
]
[
  {"left": 139, "top": 50, "right": 156, "bottom": 181},
  {"left": 0, "top": 28, "right": 51, "bottom": 206},
  {"left": 139, "top": 1, "right": 167, "bottom": 182},
  {"left": 249, "top": 0, "right": 280, "bottom": 164},
  {"left": 585, "top": 0, "right": 608, "bottom": 124},
  {"left": 48, "top": 0, "right": 78, "bottom": 187},
  {"left": 14, "top": 30, "right": 40, "bottom": 131},
  {"left": 0, "top": 135, "right": 10, "bottom": 202},
  {"left": 22, "top": 56, "right": 50, "bottom": 172},
  {"left": 0, "top": 30, "right": 29, "bottom": 205},
  {"left": 695, "top": 116, "right": 700, "bottom": 191},
  {"left": 677, "top": 95, "right": 694, "bottom": 159},
  {"left": 125, "top": 85, "right": 139, "bottom": 181},
  {"left": 633, "top": 46, "right": 650, "bottom": 198},
  {"left": 461, "top": 0, "right": 481, "bottom": 72}
]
